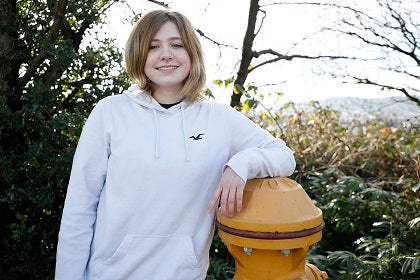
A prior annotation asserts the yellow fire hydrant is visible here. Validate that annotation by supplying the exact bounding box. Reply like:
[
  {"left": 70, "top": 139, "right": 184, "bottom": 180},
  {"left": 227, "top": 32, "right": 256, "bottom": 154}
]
[{"left": 216, "top": 177, "right": 328, "bottom": 280}]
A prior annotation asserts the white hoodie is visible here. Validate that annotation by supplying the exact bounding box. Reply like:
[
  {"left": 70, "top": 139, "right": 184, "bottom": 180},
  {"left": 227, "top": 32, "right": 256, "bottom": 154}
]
[{"left": 55, "top": 84, "right": 296, "bottom": 280}]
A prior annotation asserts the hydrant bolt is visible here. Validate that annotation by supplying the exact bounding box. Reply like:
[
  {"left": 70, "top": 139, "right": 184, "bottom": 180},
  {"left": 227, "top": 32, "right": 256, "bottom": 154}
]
[
  {"left": 243, "top": 247, "right": 253, "bottom": 255},
  {"left": 281, "top": 249, "right": 291, "bottom": 256}
]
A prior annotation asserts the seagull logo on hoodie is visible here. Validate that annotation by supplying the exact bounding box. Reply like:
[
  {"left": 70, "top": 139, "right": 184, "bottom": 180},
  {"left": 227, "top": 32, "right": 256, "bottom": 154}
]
[{"left": 189, "top": 133, "right": 204, "bottom": 140}]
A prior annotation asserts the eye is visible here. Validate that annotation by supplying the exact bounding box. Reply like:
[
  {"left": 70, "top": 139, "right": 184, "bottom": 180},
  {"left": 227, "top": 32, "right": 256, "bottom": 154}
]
[
  {"left": 149, "top": 45, "right": 159, "bottom": 50},
  {"left": 172, "top": 43, "right": 183, "bottom": 48}
]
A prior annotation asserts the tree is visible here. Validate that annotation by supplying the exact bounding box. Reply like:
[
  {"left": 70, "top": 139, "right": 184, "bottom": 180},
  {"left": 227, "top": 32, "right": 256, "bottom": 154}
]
[
  {"left": 321, "top": 0, "right": 419, "bottom": 106},
  {"left": 228, "top": 0, "right": 356, "bottom": 108},
  {"left": 0, "top": 0, "right": 129, "bottom": 277},
  {"left": 217, "top": 0, "right": 419, "bottom": 107}
]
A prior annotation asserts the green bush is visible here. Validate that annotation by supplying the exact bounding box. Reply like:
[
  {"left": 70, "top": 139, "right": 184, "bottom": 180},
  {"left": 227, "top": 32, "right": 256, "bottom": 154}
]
[
  {"left": 305, "top": 172, "right": 419, "bottom": 279},
  {"left": 0, "top": 1, "right": 130, "bottom": 278},
  {"left": 208, "top": 101, "right": 419, "bottom": 279}
]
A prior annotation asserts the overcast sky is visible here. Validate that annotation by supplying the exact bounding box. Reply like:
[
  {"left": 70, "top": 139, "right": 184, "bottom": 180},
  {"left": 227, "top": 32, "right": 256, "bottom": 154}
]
[{"left": 101, "top": 0, "right": 400, "bottom": 104}]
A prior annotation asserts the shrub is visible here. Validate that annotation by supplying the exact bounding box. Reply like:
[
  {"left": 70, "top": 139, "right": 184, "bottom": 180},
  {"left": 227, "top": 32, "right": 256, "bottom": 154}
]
[
  {"left": 208, "top": 101, "right": 419, "bottom": 279},
  {"left": 253, "top": 101, "right": 419, "bottom": 182},
  {"left": 305, "top": 172, "right": 419, "bottom": 279}
]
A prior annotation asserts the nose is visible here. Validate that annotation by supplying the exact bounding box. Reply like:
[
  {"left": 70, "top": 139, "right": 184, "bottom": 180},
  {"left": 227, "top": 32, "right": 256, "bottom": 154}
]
[{"left": 160, "top": 47, "right": 173, "bottom": 61}]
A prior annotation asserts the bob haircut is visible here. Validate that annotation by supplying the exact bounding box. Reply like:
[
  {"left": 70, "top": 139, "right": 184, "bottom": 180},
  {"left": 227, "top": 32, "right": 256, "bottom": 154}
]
[{"left": 125, "top": 10, "right": 206, "bottom": 102}]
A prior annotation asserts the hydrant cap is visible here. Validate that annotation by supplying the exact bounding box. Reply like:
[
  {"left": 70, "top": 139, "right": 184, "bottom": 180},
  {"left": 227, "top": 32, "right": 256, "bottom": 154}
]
[{"left": 217, "top": 177, "right": 324, "bottom": 234}]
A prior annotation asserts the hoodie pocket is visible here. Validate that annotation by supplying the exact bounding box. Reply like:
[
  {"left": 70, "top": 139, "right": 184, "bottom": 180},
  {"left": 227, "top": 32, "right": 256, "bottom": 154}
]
[{"left": 96, "top": 234, "right": 203, "bottom": 280}]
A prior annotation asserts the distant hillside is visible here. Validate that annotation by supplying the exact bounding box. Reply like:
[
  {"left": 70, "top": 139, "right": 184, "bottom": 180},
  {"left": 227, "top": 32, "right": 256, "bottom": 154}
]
[{"left": 294, "top": 96, "right": 419, "bottom": 127}]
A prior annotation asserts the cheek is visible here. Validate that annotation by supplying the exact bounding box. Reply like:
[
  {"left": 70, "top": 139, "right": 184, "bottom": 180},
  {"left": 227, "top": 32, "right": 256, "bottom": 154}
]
[
  {"left": 181, "top": 54, "right": 192, "bottom": 71},
  {"left": 144, "top": 55, "right": 156, "bottom": 74},
  {"left": 145, "top": 54, "right": 153, "bottom": 67},
  {"left": 186, "top": 62, "right": 192, "bottom": 75}
]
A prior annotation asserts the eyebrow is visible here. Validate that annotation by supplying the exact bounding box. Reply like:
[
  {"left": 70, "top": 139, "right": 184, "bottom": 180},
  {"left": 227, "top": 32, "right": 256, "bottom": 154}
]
[{"left": 151, "top": 37, "right": 182, "bottom": 42}]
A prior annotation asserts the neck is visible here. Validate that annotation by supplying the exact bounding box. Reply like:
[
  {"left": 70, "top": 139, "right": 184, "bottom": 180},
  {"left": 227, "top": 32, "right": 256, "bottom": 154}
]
[{"left": 152, "top": 85, "right": 183, "bottom": 104}]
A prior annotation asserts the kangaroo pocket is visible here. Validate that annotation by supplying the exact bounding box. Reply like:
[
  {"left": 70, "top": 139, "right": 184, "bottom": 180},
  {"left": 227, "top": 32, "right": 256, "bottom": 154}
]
[{"left": 94, "top": 234, "right": 203, "bottom": 280}]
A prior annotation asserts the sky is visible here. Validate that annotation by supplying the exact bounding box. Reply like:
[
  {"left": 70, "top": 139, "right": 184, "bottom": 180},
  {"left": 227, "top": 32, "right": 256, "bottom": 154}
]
[{"left": 101, "top": 0, "right": 401, "bottom": 104}]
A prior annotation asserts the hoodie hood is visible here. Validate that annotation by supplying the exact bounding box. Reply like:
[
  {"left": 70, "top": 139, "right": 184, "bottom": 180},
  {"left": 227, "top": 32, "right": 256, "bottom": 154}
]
[
  {"left": 122, "top": 84, "right": 191, "bottom": 162},
  {"left": 122, "top": 84, "right": 188, "bottom": 113}
]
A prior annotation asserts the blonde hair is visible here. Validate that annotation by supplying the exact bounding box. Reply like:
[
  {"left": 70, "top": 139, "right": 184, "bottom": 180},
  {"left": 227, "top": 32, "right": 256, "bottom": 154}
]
[{"left": 125, "top": 10, "right": 206, "bottom": 102}]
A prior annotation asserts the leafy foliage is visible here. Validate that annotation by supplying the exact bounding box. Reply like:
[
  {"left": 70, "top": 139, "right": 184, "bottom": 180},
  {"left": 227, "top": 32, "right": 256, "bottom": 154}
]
[
  {"left": 207, "top": 235, "right": 235, "bottom": 279},
  {"left": 208, "top": 92, "right": 419, "bottom": 279},
  {"left": 0, "top": 0, "right": 130, "bottom": 278},
  {"left": 305, "top": 173, "right": 419, "bottom": 279}
]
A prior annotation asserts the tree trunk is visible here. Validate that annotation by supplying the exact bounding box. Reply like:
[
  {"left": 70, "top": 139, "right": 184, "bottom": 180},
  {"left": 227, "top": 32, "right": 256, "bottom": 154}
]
[
  {"left": 230, "top": 0, "right": 259, "bottom": 108},
  {"left": 0, "top": 0, "right": 19, "bottom": 110}
]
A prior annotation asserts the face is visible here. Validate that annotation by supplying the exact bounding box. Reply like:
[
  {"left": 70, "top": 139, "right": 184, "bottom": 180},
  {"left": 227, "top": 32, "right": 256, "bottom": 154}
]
[{"left": 144, "top": 21, "right": 191, "bottom": 96}]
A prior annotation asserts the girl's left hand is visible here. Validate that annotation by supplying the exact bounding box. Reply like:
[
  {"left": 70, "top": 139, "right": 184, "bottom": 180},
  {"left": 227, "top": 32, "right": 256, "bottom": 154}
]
[{"left": 208, "top": 166, "right": 245, "bottom": 218}]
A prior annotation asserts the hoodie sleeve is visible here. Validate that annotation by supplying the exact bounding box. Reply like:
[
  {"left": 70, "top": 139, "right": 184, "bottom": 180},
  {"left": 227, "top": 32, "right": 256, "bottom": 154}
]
[
  {"left": 219, "top": 104, "right": 296, "bottom": 182},
  {"left": 55, "top": 99, "right": 110, "bottom": 280}
]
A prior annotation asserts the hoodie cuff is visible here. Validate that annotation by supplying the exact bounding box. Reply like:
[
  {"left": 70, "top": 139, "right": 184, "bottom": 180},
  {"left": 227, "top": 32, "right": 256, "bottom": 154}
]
[{"left": 224, "top": 155, "right": 249, "bottom": 183}]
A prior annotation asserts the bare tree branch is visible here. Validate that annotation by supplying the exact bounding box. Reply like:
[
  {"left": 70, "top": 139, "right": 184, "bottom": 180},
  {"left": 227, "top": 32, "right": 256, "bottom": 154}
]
[
  {"left": 348, "top": 77, "right": 420, "bottom": 106},
  {"left": 147, "top": 0, "right": 170, "bottom": 8},
  {"left": 297, "top": 0, "right": 419, "bottom": 106},
  {"left": 196, "top": 29, "right": 238, "bottom": 49},
  {"left": 227, "top": 0, "right": 419, "bottom": 107},
  {"left": 254, "top": 8, "right": 266, "bottom": 37},
  {"left": 251, "top": 49, "right": 359, "bottom": 73},
  {"left": 196, "top": 29, "right": 238, "bottom": 60},
  {"left": 263, "top": 1, "right": 419, "bottom": 64}
]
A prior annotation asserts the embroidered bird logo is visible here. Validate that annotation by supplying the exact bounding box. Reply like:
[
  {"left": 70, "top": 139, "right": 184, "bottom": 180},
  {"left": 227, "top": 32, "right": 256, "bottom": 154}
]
[{"left": 189, "top": 133, "right": 204, "bottom": 140}]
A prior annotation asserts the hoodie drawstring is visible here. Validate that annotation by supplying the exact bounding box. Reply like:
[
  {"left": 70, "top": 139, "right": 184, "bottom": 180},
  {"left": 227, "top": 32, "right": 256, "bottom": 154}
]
[
  {"left": 152, "top": 106, "right": 190, "bottom": 162},
  {"left": 152, "top": 109, "right": 160, "bottom": 159},
  {"left": 181, "top": 106, "right": 190, "bottom": 162}
]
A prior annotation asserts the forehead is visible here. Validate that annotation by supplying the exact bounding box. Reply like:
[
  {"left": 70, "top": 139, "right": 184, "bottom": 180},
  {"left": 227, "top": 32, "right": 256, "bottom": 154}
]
[{"left": 152, "top": 21, "right": 182, "bottom": 40}]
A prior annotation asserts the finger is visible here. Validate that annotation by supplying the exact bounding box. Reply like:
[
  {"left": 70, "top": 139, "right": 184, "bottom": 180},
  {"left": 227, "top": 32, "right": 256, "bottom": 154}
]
[
  {"left": 236, "top": 184, "right": 244, "bottom": 213},
  {"left": 208, "top": 184, "right": 222, "bottom": 213},
  {"left": 227, "top": 186, "right": 236, "bottom": 217},
  {"left": 219, "top": 185, "right": 230, "bottom": 217}
]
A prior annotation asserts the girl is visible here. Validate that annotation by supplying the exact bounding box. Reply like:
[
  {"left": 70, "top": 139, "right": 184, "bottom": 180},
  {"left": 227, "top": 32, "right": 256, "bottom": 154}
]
[{"left": 55, "top": 9, "right": 296, "bottom": 280}]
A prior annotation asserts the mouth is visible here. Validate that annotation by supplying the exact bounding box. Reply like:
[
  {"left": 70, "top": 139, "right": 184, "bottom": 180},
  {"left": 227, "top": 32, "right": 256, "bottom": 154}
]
[{"left": 156, "top": 66, "right": 179, "bottom": 70}]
